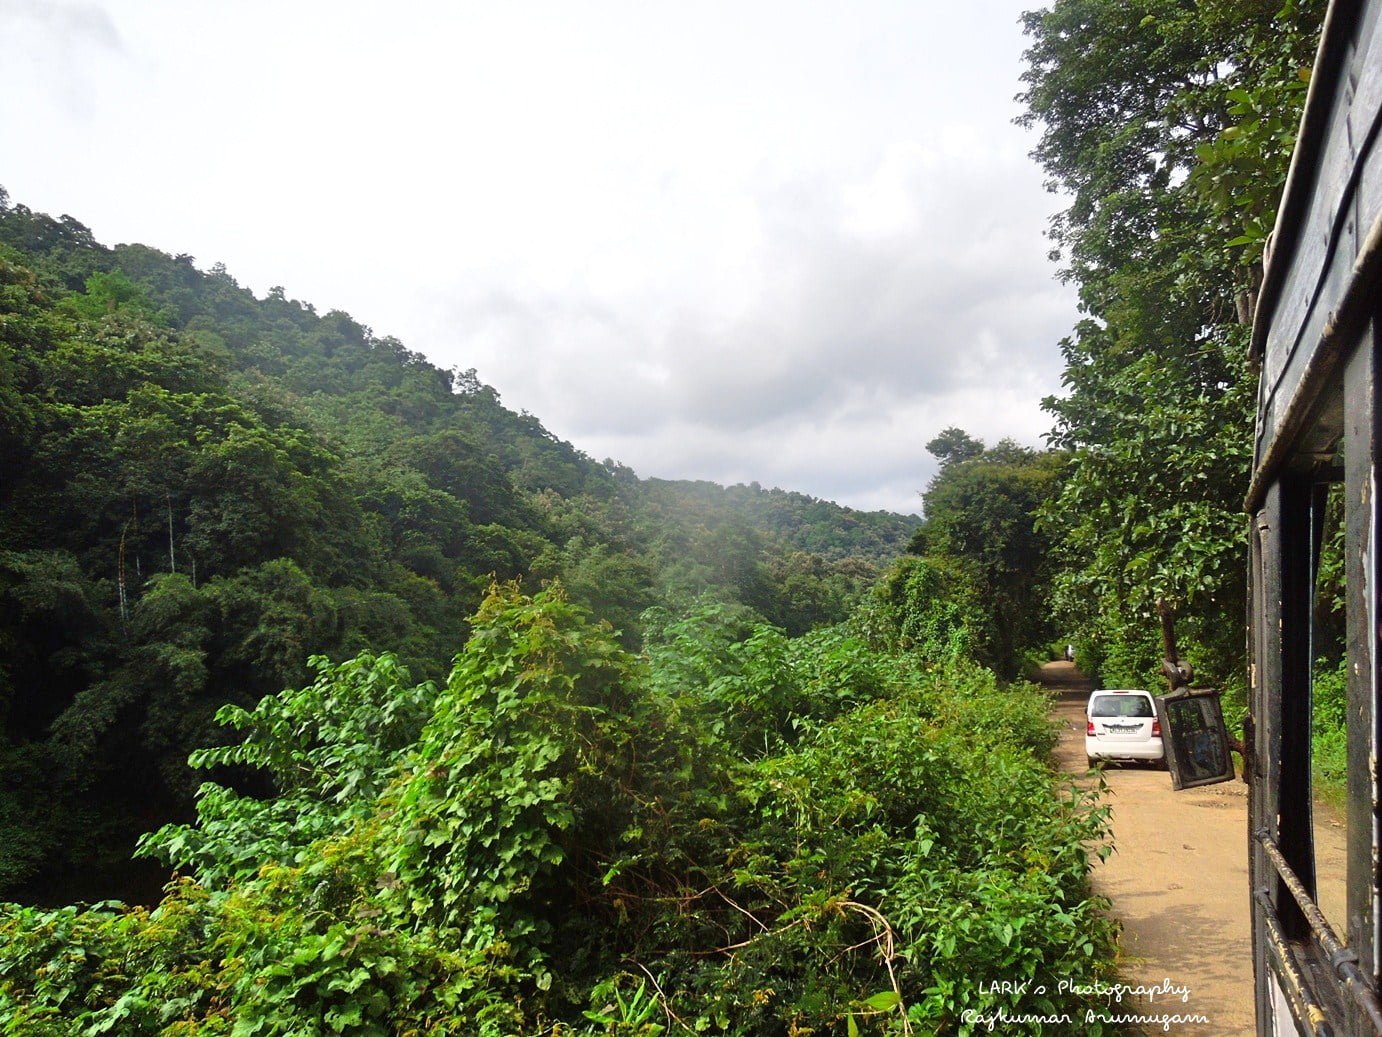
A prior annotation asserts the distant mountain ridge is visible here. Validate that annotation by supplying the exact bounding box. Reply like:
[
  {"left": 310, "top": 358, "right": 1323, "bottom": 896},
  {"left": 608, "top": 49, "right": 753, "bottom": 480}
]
[{"left": 639, "top": 478, "right": 919, "bottom": 564}]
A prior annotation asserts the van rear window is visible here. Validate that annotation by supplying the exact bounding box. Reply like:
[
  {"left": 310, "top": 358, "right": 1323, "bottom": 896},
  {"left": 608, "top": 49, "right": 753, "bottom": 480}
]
[{"left": 1090, "top": 695, "right": 1154, "bottom": 718}]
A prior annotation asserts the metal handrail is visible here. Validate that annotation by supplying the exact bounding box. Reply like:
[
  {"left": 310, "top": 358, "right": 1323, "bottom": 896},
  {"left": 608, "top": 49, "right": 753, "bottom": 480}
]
[
  {"left": 1258, "top": 831, "right": 1382, "bottom": 1031},
  {"left": 1256, "top": 890, "right": 1335, "bottom": 1037}
]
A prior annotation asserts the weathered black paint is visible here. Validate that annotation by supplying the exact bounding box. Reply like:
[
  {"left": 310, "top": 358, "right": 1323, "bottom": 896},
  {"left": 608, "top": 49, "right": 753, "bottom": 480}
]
[{"left": 1250, "top": 0, "right": 1382, "bottom": 1031}]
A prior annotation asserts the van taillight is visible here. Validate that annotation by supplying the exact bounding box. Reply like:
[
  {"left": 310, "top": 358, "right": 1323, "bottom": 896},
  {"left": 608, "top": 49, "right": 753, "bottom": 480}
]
[
  {"left": 1087, "top": 720, "right": 1095, "bottom": 736},
  {"left": 1152, "top": 719, "right": 1162, "bottom": 737}
]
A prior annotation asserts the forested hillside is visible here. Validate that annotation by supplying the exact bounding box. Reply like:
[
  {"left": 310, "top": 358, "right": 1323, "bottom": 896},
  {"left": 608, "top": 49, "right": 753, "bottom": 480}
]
[
  {"left": 638, "top": 479, "right": 919, "bottom": 564},
  {"left": 0, "top": 193, "right": 1120, "bottom": 1032},
  {"left": 0, "top": 193, "right": 915, "bottom": 903}
]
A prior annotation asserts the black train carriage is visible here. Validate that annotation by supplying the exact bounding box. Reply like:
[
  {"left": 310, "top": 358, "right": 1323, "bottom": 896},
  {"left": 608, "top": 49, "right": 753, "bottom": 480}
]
[{"left": 1249, "top": 0, "right": 1382, "bottom": 1032}]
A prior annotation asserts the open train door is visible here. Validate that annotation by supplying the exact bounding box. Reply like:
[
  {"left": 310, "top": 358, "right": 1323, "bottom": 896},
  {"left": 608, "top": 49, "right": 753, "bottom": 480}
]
[{"left": 1247, "top": 1, "right": 1382, "bottom": 1032}]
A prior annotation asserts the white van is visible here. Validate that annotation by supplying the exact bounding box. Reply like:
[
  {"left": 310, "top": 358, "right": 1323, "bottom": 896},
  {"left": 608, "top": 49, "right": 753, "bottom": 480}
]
[{"left": 1085, "top": 689, "right": 1164, "bottom": 766}]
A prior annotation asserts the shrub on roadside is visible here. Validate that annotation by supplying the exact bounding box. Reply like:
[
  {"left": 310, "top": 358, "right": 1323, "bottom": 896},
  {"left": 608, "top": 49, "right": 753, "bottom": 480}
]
[{"left": 0, "top": 583, "right": 1117, "bottom": 1035}]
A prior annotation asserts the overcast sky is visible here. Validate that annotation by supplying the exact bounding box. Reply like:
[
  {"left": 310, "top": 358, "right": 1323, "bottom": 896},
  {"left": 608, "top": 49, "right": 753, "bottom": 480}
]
[{"left": 1, "top": 0, "right": 1076, "bottom": 516}]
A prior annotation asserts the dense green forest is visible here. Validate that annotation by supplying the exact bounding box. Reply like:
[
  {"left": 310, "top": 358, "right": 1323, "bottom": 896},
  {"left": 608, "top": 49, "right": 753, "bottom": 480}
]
[
  {"left": 0, "top": 0, "right": 1333, "bottom": 1030},
  {"left": 1019, "top": 0, "right": 1348, "bottom": 787},
  {"left": 1, "top": 583, "right": 1119, "bottom": 1034},
  {"left": 0, "top": 194, "right": 1115, "bottom": 1031},
  {"left": 0, "top": 193, "right": 919, "bottom": 904}
]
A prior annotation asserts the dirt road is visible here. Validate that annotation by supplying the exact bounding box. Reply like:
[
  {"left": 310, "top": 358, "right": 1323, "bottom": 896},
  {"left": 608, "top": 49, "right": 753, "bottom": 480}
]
[
  {"left": 1039, "top": 661, "right": 1351, "bottom": 1035},
  {"left": 1043, "top": 661, "right": 1256, "bottom": 1036}
]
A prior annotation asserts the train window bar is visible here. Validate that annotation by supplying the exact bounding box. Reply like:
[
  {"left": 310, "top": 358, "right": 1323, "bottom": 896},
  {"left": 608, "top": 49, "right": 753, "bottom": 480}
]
[
  {"left": 1258, "top": 831, "right": 1382, "bottom": 1030},
  {"left": 1256, "top": 887, "right": 1336, "bottom": 1037}
]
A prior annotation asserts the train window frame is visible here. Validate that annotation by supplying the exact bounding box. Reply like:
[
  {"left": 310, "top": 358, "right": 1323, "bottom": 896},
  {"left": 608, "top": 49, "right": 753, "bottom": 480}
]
[{"left": 1243, "top": 0, "right": 1382, "bottom": 1029}]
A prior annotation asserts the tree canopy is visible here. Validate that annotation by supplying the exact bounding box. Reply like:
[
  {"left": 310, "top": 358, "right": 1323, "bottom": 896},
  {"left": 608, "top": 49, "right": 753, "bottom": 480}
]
[
  {"left": 1018, "top": 0, "right": 1325, "bottom": 687},
  {"left": 905, "top": 433, "right": 1062, "bottom": 678}
]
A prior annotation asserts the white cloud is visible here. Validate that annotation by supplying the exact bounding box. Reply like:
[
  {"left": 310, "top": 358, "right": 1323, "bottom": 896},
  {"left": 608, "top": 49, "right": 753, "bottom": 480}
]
[
  {"left": 0, "top": 0, "right": 123, "bottom": 121},
  {"left": 0, "top": 0, "right": 1075, "bottom": 515}
]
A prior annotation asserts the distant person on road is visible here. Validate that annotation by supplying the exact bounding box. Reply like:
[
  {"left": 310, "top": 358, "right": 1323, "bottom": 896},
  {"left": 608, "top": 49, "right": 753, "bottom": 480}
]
[{"left": 1065, "top": 644, "right": 1075, "bottom": 662}]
